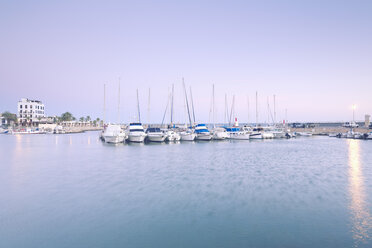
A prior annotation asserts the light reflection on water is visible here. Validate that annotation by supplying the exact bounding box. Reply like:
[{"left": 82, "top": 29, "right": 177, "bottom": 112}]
[{"left": 348, "top": 139, "right": 372, "bottom": 247}]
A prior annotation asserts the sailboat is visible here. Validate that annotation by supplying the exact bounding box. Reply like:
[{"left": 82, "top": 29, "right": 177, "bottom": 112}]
[
  {"left": 210, "top": 85, "right": 229, "bottom": 140},
  {"left": 180, "top": 78, "right": 196, "bottom": 141},
  {"left": 250, "top": 91, "right": 263, "bottom": 139},
  {"left": 166, "top": 84, "right": 181, "bottom": 141},
  {"left": 102, "top": 80, "right": 127, "bottom": 143},
  {"left": 128, "top": 89, "right": 147, "bottom": 142},
  {"left": 189, "top": 86, "right": 212, "bottom": 141}
]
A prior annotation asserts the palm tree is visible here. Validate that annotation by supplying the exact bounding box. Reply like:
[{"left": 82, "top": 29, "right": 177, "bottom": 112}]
[
  {"left": 79, "top": 117, "right": 84, "bottom": 122},
  {"left": 85, "top": 116, "right": 91, "bottom": 122}
]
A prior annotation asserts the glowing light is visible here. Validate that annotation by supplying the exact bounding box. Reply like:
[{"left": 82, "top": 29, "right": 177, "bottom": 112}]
[{"left": 348, "top": 139, "right": 372, "bottom": 246}]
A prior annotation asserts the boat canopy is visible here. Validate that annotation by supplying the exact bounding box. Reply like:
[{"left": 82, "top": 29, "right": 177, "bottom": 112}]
[
  {"left": 196, "top": 124, "right": 206, "bottom": 127},
  {"left": 225, "top": 127, "right": 240, "bottom": 132},
  {"left": 130, "top": 122, "right": 142, "bottom": 126},
  {"left": 147, "top": 128, "right": 161, "bottom": 133}
]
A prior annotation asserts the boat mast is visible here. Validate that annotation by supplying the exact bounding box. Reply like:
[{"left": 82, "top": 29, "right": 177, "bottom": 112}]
[
  {"left": 190, "top": 86, "right": 196, "bottom": 124},
  {"left": 212, "top": 84, "right": 215, "bottom": 128},
  {"left": 229, "top": 95, "right": 235, "bottom": 126},
  {"left": 161, "top": 91, "right": 170, "bottom": 126},
  {"left": 247, "top": 95, "right": 249, "bottom": 125},
  {"left": 273, "top": 94, "right": 276, "bottom": 124},
  {"left": 147, "top": 88, "right": 151, "bottom": 125},
  {"left": 136, "top": 89, "right": 141, "bottom": 123},
  {"left": 103, "top": 83, "right": 106, "bottom": 125},
  {"left": 225, "top": 94, "right": 229, "bottom": 125},
  {"left": 117, "top": 78, "right": 120, "bottom": 124},
  {"left": 256, "top": 91, "right": 258, "bottom": 127},
  {"left": 182, "top": 78, "right": 192, "bottom": 127},
  {"left": 170, "top": 84, "right": 174, "bottom": 127},
  {"left": 267, "top": 96, "right": 270, "bottom": 124}
]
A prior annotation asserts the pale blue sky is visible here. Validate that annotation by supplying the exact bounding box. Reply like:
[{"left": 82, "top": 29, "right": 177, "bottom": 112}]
[{"left": 1, "top": 0, "right": 371, "bottom": 123}]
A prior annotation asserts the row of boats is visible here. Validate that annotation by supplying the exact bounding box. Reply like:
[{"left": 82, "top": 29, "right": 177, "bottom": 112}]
[
  {"left": 100, "top": 119, "right": 296, "bottom": 144},
  {"left": 329, "top": 130, "right": 372, "bottom": 140}
]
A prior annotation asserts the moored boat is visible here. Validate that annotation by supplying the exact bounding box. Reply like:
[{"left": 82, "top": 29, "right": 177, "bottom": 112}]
[
  {"left": 146, "top": 127, "right": 167, "bottom": 142},
  {"left": 195, "top": 124, "right": 212, "bottom": 141},
  {"left": 102, "top": 124, "right": 126, "bottom": 143},
  {"left": 128, "top": 123, "right": 146, "bottom": 143}
]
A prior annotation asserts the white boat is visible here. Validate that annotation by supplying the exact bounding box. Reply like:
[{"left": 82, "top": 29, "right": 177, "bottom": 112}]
[
  {"left": 0, "top": 128, "right": 9, "bottom": 134},
  {"left": 212, "top": 127, "right": 229, "bottom": 140},
  {"left": 127, "top": 123, "right": 146, "bottom": 143},
  {"left": 250, "top": 127, "right": 263, "bottom": 139},
  {"left": 195, "top": 124, "right": 212, "bottom": 141},
  {"left": 10, "top": 128, "right": 44, "bottom": 134},
  {"left": 366, "top": 132, "right": 372, "bottom": 140},
  {"left": 146, "top": 127, "right": 167, "bottom": 142},
  {"left": 342, "top": 121, "right": 359, "bottom": 128},
  {"left": 329, "top": 133, "right": 338, "bottom": 137},
  {"left": 166, "top": 130, "right": 181, "bottom": 141},
  {"left": 102, "top": 124, "right": 126, "bottom": 143},
  {"left": 180, "top": 130, "right": 196, "bottom": 141},
  {"left": 345, "top": 130, "right": 355, "bottom": 139},
  {"left": 295, "top": 132, "right": 313, "bottom": 137},
  {"left": 227, "top": 128, "right": 250, "bottom": 140}
]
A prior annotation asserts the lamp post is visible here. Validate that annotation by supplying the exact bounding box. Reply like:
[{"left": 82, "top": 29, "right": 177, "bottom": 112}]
[{"left": 352, "top": 104, "right": 356, "bottom": 123}]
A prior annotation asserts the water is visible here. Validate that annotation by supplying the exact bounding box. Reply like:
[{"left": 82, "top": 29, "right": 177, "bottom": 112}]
[{"left": 0, "top": 132, "right": 371, "bottom": 248}]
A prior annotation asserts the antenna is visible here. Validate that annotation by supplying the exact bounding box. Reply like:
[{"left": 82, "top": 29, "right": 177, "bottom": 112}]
[{"left": 136, "top": 89, "right": 141, "bottom": 123}]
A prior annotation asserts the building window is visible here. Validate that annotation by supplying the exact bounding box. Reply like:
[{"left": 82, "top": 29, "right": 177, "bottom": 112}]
[
  {"left": 25, "top": 105, "right": 28, "bottom": 109},
  {"left": 20, "top": 105, "right": 22, "bottom": 108}
]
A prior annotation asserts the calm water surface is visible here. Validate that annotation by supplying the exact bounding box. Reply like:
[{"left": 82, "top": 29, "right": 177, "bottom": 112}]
[{"left": 0, "top": 132, "right": 371, "bottom": 248}]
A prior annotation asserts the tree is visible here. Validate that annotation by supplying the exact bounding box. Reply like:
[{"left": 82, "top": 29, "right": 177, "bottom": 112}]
[
  {"left": 85, "top": 116, "right": 91, "bottom": 122},
  {"left": 1, "top": 111, "right": 17, "bottom": 125},
  {"left": 79, "top": 117, "right": 84, "bottom": 122},
  {"left": 60, "top": 112, "right": 74, "bottom": 122}
]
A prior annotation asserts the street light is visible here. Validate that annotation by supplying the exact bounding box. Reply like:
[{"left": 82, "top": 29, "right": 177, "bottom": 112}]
[{"left": 352, "top": 104, "right": 356, "bottom": 122}]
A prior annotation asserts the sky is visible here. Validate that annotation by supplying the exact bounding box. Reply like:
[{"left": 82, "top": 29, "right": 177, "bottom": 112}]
[{"left": 1, "top": 0, "right": 372, "bottom": 123}]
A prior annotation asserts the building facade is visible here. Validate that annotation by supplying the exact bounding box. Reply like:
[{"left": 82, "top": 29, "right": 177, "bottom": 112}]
[{"left": 18, "top": 98, "right": 45, "bottom": 125}]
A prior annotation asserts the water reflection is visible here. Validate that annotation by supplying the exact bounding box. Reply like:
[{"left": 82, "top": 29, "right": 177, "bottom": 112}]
[{"left": 348, "top": 139, "right": 372, "bottom": 246}]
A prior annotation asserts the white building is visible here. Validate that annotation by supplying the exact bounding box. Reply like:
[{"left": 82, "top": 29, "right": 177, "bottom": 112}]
[{"left": 18, "top": 98, "right": 45, "bottom": 124}]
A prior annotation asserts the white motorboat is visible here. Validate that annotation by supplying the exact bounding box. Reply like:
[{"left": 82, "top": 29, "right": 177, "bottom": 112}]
[
  {"left": 102, "top": 124, "right": 126, "bottom": 143},
  {"left": 146, "top": 128, "right": 167, "bottom": 142},
  {"left": 127, "top": 123, "right": 147, "bottom": 143},
  {"left": 295, "top": 132, "right": 313, "bottom": 137},
  {"left": 225, "top": 118, "right": 250, "bottom": 140},
  {"left": 227, "top": 129, "right": 250, "bottom": 140},
  {"left": 10, "top": 128, "right": 45, "bottom": 134},
  {"left": 212, "top": 127, "right": 229, "bottom": 140},
  {"left": 166, "top": 130, "right": 181, "bottom": 141},
  {"left": 250, "top": 127, "right": 263, "bottom": 139},
  {"left": 195, "top": 124, "right": 212, "bottom": 141},
  {"left": 180, "top": 130, "right": 196, "bottom": 141}
]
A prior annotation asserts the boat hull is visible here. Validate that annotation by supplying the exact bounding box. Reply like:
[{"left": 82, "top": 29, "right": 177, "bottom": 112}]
[
  {"left": 128, "top": 133, "right": 146, "bottom": 143},
  {"left": 228, "top": 132, "right": 250, "bottom": 140},
  {"left": 180, "top": 133, "right": 196, "bottom": 141},
  {"left": 147, "top": 134, "right": 166, "bottom": 142},
  {"left": 104, "top": 135, "right": 125, "bottom": 144},
  {"left": 196, "top": 133, "right": 212, "bottom": 141}
]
